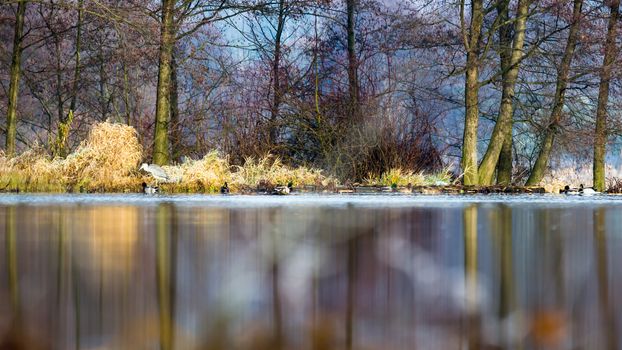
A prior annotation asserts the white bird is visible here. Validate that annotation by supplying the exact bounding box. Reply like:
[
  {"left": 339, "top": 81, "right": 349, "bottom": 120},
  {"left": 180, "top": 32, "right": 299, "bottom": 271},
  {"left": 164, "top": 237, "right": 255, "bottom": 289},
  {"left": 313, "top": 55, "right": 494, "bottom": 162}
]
[
  {"left": 139, "top": 163, "right": 170, "bottom": 185},
  {"left": 579, "top": 184, "right": 600, "bottom": 196}
]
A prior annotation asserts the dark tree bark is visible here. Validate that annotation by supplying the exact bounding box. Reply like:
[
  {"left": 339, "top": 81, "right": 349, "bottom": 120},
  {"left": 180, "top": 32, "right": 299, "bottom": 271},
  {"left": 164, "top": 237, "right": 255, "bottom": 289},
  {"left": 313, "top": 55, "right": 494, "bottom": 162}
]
[
  {"left": 153, "top": 0, "right": 176, "bottom": 165},
  {"left": 478, "top": 0, "right": 531, "bottom": 185},
  {"left": 54, "top": 0, "right": 83, "bottom": 158},
  {"left": 5, "top": 0, "right": 27, "bottom": 156},
  {"left": 269, "top": 0, "right": 286, "bottom": 147},
  {"left": 495, "top": 0, "right": 514, "bottom": 185},
  {"left": 460, "top": 0, "right": 484, "bottom": 185},
  {"left": 169, "top": 49, "right": 181, "bottom": 163},
  {"left": 346, "top": 0, "right": 360, "bottom": 122},
  {"left": 593, "top": 0, "right": 619, "bottom": 192},
  {"left": 526, "top": 0, "right": 584, "bottom": 185}
]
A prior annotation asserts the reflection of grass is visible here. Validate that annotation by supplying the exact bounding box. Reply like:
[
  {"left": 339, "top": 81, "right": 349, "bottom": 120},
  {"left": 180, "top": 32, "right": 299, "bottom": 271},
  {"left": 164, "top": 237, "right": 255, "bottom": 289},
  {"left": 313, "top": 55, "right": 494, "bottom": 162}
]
[{"left": 364, "top": 167, "right": 453, "bottom": 187}]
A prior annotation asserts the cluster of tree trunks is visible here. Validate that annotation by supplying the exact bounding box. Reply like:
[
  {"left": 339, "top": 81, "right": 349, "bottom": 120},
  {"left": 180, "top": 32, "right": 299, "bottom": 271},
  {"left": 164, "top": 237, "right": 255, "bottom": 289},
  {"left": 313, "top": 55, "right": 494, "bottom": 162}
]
[
  {"left": 526, "top": 0, "right": 584, "bottom": 186},
  {"left": 460, "top": 0, "right": 620, "bottom": 190}
]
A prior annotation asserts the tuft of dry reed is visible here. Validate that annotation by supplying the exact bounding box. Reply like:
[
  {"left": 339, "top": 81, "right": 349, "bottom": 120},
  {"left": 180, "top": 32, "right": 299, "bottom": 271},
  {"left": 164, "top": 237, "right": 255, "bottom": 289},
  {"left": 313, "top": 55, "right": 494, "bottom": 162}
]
[
  {"left": 62, "top": 122, "right": 143, "bottom": 190},
  {"left": 365, "top": 167, "right": 453, "bottom": 187},
  {"left": 161, "top": 151, "right": 232, "bottom": 192},
  {"left": 0, "top": 122, "right": 142, "bottom": 192},
  {"left": 232, "top": 156, "right": 329, "bottom": 189}
]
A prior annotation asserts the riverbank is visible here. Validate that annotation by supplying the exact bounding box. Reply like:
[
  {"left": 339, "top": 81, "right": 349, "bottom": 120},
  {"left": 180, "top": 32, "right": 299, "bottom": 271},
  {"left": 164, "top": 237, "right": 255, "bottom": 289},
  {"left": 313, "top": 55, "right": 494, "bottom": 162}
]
[
  {"left": 0, "top": 122, "right": 598, "bottom": 195},
  {"left": 0, "top": 122, "right": 454, "bottom": 194}
]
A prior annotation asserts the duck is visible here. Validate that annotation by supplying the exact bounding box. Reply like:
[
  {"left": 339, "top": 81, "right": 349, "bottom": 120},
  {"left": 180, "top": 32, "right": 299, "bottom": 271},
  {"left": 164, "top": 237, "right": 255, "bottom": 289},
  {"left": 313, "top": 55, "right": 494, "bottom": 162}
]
[
  {"left": 142, "top": 182, "right": 159, "bottom": 194},
  {"left": 561, "top": 185, "right": 579, "bottom": 195},
  {"left": 272, "top": 182, "right": 293, "bottom": 195},
  {"left": 579, "top": 184, "right": 600, "bottom": 196},
  {"left": 220, "top": 182, "right": 230, "bottom": 194}
]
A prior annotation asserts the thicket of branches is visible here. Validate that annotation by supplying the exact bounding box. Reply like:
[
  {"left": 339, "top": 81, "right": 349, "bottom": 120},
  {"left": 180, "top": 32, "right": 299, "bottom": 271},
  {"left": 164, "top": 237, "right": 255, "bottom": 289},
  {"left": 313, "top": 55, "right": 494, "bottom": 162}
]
[{"left": 1, "top": 0, "right": 621, "bottom": 186}]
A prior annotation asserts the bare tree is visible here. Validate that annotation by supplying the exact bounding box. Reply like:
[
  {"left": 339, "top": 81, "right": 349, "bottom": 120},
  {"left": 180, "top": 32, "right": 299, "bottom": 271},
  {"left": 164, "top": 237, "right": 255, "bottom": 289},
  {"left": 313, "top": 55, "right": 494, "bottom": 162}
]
[
  {"left": 593, "top": 0, "right": 620, "bottom": 191},
  {"left": 5, "top": 0, "right": 27, "bottom": 156},
  {"left": 477, "top": 0, "right": 531, "bottom": 185},
  {"left": 460, "top": 0, "right": 484, "bottom": 185},
  {"left": 526, "top": 0, "right": 584, "bottom": 185}
]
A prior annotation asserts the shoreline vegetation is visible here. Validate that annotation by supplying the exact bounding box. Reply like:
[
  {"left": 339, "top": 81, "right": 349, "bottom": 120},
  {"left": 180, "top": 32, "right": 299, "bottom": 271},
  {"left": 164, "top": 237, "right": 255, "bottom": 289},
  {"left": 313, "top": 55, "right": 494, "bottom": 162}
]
[
  {"left": 2, "top": 2, "right": 620, "bottom": 197},
  {"left": 0, "top": 122, "right": 557, "bottom": 195}
]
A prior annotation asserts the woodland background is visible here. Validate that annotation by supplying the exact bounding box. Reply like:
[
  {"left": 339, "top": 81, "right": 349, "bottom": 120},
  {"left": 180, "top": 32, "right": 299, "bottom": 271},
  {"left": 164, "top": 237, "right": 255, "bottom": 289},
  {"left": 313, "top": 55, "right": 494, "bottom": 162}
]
[{"left": 1, "top": 0, "right": 621, "bottom": 189}]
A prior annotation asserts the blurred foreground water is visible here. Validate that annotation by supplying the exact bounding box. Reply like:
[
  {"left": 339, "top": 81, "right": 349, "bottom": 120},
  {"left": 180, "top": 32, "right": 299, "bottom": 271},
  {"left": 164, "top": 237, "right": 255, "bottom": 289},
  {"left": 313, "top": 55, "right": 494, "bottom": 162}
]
[{"left": 1, "top": 194, "right": 621, "bottom": 349}]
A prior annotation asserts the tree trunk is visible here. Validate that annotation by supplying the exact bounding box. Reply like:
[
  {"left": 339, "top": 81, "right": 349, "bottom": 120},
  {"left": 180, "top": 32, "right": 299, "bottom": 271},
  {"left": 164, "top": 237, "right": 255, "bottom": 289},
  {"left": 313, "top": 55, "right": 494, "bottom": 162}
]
[
  {"left": 526, "top": 0, "right": 583, "bottom": 185},
  {"left": 497, "top": 127, "right": 513, "bottom": 185},
  {"left": 461, "top": 0, "right": 484, "bottom": 185},
  {"left": 346, "top": 0, "right": 360, "bottom": 122},
  {"left": 478, "top": 0, "right": 530, "bottom": 185},
  {"left": 123, "top": 61, "right": 131, "bottom": 126},
  {"left": 153, "top": 0, "right": 175, "bottom": 165},
  {"left": 269, "top": 0, "right": 285, "bottom": 147},
  {"left": 169, "top": 50, "right": 181, "bottom": 163},
  {"left": 593, "top": 0, "right": 619, "bottom": 192},
  {"left": 495, "top": 0, "right": 514, "bottom": 185},
  {"left": 54, "top": 0, "right": 83, "bottom": 158},
  {"left": 5, "top": 1, "right": 27, "bottom": 156}
]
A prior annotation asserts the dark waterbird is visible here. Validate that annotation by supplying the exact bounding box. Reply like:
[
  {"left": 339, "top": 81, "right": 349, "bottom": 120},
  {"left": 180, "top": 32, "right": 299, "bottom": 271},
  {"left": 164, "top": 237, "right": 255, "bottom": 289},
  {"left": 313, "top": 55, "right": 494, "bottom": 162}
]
[
  {"left": 272, "top": 182, "right": 293, "bottom": 195},
  {"left": 561, "top": 185, "right": 579, "bottom": 195},
  {"left": 220, "top": 182, "right": 230, "bottom": 194},
  {"left": 142, "top": 182, "right": 159, "bottom": 194}
]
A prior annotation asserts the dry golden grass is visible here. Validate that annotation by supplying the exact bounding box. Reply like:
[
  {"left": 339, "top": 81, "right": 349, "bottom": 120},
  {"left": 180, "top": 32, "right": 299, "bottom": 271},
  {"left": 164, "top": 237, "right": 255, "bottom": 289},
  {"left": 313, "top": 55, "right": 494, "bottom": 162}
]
[
  {"left": 161, "top": 151, "right": 232, "bottom": 192},
  {"left": 0, "top": 122, "right": 142, "bottom": 192},
  {"left": 0, "top": 148, "right": 64, "bottom": 192},
  {"left": 232, "top": 156, "right": 329, "bottom": 189},
  {"left": 365, "top": 167, "right": 453, "bottom": 187},
  {"left": 62, "top": 122, "right": 143, "bottom": 190},
  {"left": 0, "top": 123, "right": 333, "bottom": 193}
]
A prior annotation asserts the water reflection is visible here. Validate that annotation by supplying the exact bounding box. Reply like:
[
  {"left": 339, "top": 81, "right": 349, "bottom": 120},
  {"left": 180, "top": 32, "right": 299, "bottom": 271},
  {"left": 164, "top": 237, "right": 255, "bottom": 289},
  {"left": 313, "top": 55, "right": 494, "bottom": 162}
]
[
  {"left": 463, "top": 204, "right": 480, "bottom": 349},
  {"left": 1, "top": 200, "right": 622, "bottom": 349}
]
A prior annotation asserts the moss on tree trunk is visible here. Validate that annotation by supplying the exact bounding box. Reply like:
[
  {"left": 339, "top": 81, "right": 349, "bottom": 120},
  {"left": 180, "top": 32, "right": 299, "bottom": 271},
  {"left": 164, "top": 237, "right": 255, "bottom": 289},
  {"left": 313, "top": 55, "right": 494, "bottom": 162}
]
[
  {"left": 153, "top": 0, "right": 175, "bottom": 165},
  {"left": 478, "top": 0, "right": 530, "bottom": 185},
  {"left": 5, "top": 1, "right": 27, "bottom": 156},
  {"left": 461, "top": 0, "right": 484, "bottom": 185}
]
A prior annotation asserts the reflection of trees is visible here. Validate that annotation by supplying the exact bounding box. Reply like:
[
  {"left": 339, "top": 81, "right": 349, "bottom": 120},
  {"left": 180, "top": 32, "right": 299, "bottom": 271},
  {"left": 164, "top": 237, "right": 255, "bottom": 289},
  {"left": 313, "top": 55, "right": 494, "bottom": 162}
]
[
  {"left": 156, "top": 204, "right": 177, "bottom": 350},
  {"left": 498, "top": 205, "right": 515, "bottom": 319},
  {"left": 346, "top": 234, "right": 357, "bottom": 350},
  {"left": 463, "top": 204, "right": 479, "bottom": 349},
  {"left": 492, "top": 205, "right": 518, "bottom": 348},
  {"left": 548, "top": 209, "right": 565, "bottom": 306},
  {"left": 55, "top": 207, "right": 82, "bottom": 349},
  {"left": 594, "top": 208, "right": 618, "bottom": 349},
  {"left": 268, "top": 207, "right": 283, "bottom": 350},
  {"left": 6, "top": 206, "right": 20, "bottom": 320}
]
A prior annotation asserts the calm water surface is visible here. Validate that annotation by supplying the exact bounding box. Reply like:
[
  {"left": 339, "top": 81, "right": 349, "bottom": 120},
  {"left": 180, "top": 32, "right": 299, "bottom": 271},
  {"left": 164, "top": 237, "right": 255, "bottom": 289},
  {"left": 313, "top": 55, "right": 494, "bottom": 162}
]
[{"left": 1, "top": 194, "right": 621, "bottom": 349}]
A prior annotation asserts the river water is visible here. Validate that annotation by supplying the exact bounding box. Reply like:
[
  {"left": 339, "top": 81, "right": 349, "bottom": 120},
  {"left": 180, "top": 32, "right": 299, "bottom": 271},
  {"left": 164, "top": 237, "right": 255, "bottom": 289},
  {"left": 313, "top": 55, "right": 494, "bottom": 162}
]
[{"left": 0, "top": 194, "right": 621, "bottom": 349}]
